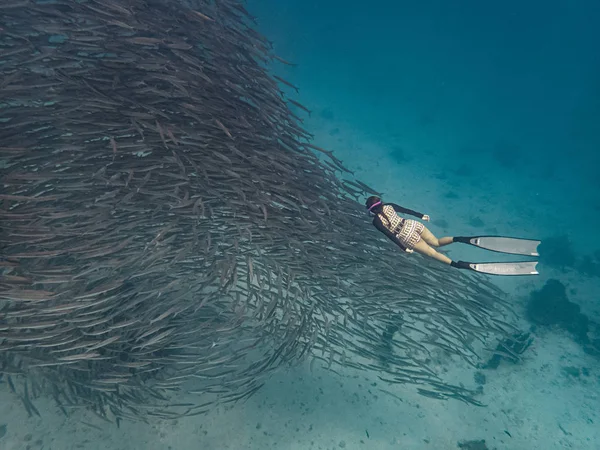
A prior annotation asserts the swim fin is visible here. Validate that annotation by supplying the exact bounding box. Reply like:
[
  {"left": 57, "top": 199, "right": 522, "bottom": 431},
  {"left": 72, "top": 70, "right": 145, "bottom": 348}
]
[
  {"left": 454, "top": 236, "right": 541, "bottom": 256},
  {"left": 455, "top": 260, "right": 539, "bottom": 276}
]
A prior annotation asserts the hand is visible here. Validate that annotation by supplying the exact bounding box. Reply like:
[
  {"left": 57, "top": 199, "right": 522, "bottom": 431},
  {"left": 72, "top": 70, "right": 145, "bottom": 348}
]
[{"left": 422, "top": 214, "right": 430, "bottom": 222}]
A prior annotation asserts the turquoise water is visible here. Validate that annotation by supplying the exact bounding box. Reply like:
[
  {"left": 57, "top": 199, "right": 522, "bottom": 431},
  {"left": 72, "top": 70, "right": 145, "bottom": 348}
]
[
  {"left": 251, "top": 0, "right": 600, "bottom": 277},
  {"left": 252, "top": 0, "right": 600, "bottom": 210},
  {"left": 242, "top": 1, "right": 600, "bottom": 448}
]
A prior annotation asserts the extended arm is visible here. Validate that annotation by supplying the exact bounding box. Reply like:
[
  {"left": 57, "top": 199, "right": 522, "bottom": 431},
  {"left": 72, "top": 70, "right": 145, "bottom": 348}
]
[
  {"left": 387, "top": 202, "right": 425, "bottom": 219},
  {"left": 373, "top": 217, "right": 407, "bottom": 251}
]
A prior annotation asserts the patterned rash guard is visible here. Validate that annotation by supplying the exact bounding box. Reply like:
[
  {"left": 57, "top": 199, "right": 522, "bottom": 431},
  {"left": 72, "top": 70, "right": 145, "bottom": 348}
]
[{"left": 372, "top": 203, "right": 424, "bottom": 251}]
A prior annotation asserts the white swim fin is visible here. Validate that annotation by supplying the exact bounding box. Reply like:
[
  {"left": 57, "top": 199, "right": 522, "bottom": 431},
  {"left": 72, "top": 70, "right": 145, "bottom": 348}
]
[
  {"left": 454, "top": 236, "right": 541, "bottom": 257},
  {"left": 454, "top": 260, "right": 539, "bottom": 276}
]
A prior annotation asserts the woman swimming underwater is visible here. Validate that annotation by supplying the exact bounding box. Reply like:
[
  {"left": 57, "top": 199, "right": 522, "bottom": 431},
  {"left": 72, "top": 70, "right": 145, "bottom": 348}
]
[{"left": 365, "top": 196, "right": 540, "bottom": 276}]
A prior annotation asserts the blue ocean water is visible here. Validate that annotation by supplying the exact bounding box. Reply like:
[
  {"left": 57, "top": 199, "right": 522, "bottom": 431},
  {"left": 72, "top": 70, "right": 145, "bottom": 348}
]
[
  {"left": 250, "top": 0, "right": 600, "bottom": 208},
  {"left": 250, "top": 0, "right": 600, "bottom": 265},
  {"left": 251, "top": 0, "right": 600, "bottom": 174},
  {"left": 242, "top": 0, "right": 600, "bottom": 448}
]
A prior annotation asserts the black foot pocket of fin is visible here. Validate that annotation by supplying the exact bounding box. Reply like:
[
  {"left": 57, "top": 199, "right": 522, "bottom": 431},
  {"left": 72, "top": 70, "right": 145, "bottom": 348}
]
[
  {"left": 454, "top": 236, "right": 541, "bottom": 256},
  {"left": 468, "top": 261, "right": 539, "bottom": 276},
  {"left": 451, "top": 260, "right": 473, "bottom": 270}
]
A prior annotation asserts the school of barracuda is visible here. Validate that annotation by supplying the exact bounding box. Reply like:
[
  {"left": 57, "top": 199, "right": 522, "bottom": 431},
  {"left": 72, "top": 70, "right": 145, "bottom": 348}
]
[{"left": 0, "top": 0, "right": 523, "bottom": 424}]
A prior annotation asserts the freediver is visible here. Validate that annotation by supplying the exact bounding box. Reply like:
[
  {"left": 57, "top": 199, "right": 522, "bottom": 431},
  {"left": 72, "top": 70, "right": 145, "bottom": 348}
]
[{"left": 365, "top": 196, "right": 540, "bottom": 276}]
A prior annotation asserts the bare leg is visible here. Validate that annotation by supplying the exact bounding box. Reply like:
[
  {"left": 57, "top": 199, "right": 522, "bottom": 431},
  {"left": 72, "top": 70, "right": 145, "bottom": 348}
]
[
  {"left": 411, "top": 239, "right": 452, "bottom": 265},
  {"left": 420, "top": 227, "right": 453, "bottom": 247}
]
